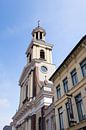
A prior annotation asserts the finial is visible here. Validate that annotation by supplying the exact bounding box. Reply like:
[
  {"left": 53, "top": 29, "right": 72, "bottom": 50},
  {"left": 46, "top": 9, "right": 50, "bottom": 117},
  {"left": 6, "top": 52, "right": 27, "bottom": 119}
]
[{"left": 38, "top": 20, "right": 40, "bottom": 27}]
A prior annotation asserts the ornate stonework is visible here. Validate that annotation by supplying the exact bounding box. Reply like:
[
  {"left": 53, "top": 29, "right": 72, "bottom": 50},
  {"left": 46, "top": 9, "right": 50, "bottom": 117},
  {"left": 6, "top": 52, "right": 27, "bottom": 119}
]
[{"left": 12, "top": 25, "right": 56, "bottom": 130}]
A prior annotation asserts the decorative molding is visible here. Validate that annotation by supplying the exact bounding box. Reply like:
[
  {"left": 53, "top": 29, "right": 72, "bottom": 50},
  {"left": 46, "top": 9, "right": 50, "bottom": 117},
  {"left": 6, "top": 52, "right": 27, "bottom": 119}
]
[{"left": 50, "top": 38, "right": 86, "bottom": 82}]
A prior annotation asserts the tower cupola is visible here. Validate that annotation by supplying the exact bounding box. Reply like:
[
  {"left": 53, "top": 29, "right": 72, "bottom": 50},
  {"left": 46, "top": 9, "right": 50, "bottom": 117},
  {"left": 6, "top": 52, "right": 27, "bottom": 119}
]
[{"left": 32, "top": 22, "right": 46, "bottom": 41}]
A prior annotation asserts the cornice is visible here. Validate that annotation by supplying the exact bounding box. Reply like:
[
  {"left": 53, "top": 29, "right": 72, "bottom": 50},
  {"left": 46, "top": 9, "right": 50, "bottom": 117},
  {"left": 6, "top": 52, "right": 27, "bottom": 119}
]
[
  {"left": 19, "top": 60, "right": 35, "bottom": 85},
  {"left": 50, "top": 35, "right": 86, "bottom": 82},
  {"left": 26, "top": 39, "right": 53, "bottom": 56},
  {"left": 32, "top": 26, "right": 46, "bottom": 36},
  {"left": 19, "top": 59, "right": 55, "bottom": 85},
  {"left": 12, "top": 83, "right": 54, "bottom": 124},
  {"left": 12, "top": 98, "right": 35, "bottom": 123},
  {"left": 32, "top": 40, "right": 53, "bottom": 49},
  {"left": 25, "top": 40, "right": 33, "bottom": 55},
  {"left": 67, "top": 119, "right": 86, "bottom": 130}
]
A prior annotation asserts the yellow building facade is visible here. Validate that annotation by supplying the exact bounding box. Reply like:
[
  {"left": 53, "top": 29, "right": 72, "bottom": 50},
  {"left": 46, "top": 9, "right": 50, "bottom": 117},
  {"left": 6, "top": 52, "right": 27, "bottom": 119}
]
[{"left": 50, "top": 36, "right": 86, "bottom": 130}]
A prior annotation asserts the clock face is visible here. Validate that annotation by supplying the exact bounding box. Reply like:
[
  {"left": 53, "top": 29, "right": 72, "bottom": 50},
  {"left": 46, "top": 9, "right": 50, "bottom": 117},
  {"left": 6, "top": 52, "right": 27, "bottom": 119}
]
[{"left": 41, "top": 66, "right": 48, "bottom": 73}]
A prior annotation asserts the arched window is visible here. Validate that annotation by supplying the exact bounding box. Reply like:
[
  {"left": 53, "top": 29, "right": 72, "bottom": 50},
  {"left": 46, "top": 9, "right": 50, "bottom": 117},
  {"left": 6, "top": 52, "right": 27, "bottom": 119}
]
[{"left": 40, "top": 50, "right": 45, "bottom": 59}]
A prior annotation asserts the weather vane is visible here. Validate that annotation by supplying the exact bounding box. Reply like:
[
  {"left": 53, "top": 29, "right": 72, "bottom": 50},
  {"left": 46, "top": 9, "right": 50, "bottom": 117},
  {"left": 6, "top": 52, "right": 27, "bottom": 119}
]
[{"left": 38, "top": 20, "right": 40, "bottom": 27}]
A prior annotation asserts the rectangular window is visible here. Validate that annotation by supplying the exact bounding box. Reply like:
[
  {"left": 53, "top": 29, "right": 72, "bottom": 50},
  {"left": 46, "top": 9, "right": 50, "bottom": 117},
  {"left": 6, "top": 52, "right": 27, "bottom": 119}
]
[
  {"left": 66, "top": 100, "right": 74, "bottom": 127},
  {"left": 66, "top": 102, "right": 70, "bottom": 127},
  {"left": 75, "top": 93, "right": 84, "bottom": 121},
  {"left": 56, "top": 85, "right": 61, "bottom": 99},
  {"left": 80, "top": 58, "right": 86, "bottom": 77},
  {"left": 63, "top": 77, "right": 68, "bottom": 93},
  {"left": 58, "top": 107, "right": 64, "bottom": 130},
  {"left": 71, "top": 68, "right": 78, "bottom": 86}
]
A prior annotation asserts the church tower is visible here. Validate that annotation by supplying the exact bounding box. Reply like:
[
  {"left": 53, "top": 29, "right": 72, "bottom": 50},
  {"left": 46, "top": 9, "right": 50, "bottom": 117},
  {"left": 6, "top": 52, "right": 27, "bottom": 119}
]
[{"left": 12, "top": 24, "right": 56, "bottom": 130}]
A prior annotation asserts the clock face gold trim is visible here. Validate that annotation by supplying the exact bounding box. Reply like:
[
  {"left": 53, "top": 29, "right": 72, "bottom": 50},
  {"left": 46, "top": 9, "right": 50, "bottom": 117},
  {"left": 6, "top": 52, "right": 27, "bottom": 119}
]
[{"left": 41, "top": 66, "right": 48, "bottom": 73}]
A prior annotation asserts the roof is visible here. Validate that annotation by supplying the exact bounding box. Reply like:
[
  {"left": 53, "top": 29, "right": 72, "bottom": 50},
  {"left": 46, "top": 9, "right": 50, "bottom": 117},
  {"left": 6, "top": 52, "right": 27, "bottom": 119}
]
[
  {"left": 49, "top": 35, "right": 86, "bottom": 81},
  {"left": 32, "top": 26, "right": 46, "bottom": 36}
]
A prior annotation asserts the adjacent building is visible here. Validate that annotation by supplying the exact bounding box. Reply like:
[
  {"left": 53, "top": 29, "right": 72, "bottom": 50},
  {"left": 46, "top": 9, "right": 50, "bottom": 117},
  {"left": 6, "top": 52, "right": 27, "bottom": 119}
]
[
  {"left": 12, "top": 25, "right": 55, "bottom": 130},
  {"left": 3, "top": 125, "right": 12, "bottom": 130},
  {"left": 50, "top": 35, "right": 86, "bottom": 130}
]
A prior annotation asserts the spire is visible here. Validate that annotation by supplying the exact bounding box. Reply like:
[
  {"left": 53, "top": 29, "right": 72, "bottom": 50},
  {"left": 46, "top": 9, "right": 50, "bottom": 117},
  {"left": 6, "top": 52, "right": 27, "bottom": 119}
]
[{"left": 38, "top": 20, "right": 40, "bottom": 27}]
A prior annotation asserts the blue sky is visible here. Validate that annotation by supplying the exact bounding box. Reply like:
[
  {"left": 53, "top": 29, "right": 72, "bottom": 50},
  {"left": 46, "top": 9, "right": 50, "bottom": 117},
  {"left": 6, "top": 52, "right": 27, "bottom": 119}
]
[{"left": 0, "top": 0, "right": 86, "bottom": 129}]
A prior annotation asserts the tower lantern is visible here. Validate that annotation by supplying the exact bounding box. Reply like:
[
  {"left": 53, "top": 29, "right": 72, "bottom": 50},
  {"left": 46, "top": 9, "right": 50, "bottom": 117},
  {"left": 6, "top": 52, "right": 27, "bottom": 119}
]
[{"left": 32, "top": 23, "right": 46, "bottom": 41}]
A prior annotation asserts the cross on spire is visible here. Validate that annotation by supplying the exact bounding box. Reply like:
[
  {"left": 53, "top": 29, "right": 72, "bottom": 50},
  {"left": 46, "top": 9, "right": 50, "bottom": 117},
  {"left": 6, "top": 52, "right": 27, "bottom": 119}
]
[{"left": 38, "top": 20, "right": 40, "bottom": 27}]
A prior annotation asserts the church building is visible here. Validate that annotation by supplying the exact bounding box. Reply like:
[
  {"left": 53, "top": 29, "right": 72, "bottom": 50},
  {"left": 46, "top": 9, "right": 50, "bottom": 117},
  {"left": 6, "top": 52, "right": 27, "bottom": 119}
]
[{"left": 12, "top": 24, "right": 56, "bottom": 130}]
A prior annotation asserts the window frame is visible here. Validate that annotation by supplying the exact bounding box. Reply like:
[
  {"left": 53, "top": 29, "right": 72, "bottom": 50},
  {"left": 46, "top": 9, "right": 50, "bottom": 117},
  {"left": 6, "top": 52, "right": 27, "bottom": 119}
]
[
  {"left": 75, "top": 93, "right": 84, "bottom": 121},
  {"left": 71, "top": 68, "right": 78, "bottom": 86},
  {"left": 63, "top": 77, "right": 69, "bottom": 93},
  {"left": 58, "top": 107, "right": 64, "bottom": 130},
  {"left": 40, "top": 49, "right": 45, "bottom": 59},
  {"left": 80, "top": 58, "right": 86, "bottom": 77},
  {"left": 56, "top": 84, "right": 61, "bottom": 99},
  {"left": 66, "top": 99, "right": 74, "bottom": 127}
]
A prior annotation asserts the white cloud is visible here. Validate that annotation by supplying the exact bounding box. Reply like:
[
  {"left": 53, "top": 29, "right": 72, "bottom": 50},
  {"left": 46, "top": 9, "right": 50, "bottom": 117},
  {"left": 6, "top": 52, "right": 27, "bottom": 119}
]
[{"left": 0, "top": 98, "right": 10, "bottom": 108}]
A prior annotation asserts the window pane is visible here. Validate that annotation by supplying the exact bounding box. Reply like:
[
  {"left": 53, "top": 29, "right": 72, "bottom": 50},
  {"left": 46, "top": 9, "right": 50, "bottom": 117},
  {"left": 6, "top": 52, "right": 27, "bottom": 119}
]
[
  {"left": 56, "top": 85, "right": 61, "bottom": 99},
  {"left": 71, "top": 69, "right": 78, "bottom": 86},
  {"left": 63, "top": 77, "right": 68, "bottom": 93},
  {"left": 58, "top": 107, "right": 64, "bottom": 130},
  {"left": 40, "top": 50, "right": 45, "bottom": 59},
  {"left": 75, "top": 93, "right": 84, "bottom": 121},
  {"left": 80, "top": 58, "right": 86, "bottom": 77},
  {"left": 66, "top": 97, "right": 75, "bottom": 127}
]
